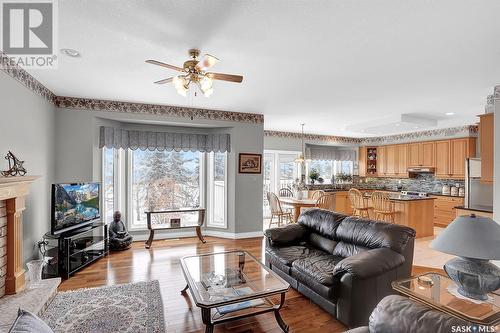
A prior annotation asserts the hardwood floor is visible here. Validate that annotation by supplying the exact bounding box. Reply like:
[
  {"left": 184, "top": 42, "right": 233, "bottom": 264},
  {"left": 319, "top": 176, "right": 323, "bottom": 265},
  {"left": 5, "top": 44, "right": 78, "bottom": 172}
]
[{"left": 59, "top": 236, "right": 348, "bottom": 333}]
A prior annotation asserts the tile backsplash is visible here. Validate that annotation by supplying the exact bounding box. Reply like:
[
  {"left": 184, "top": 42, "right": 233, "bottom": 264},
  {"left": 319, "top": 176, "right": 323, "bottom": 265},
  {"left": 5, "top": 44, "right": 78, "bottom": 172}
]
[{"left": 357, "top": 173, "right": 464, "bottom": 193}]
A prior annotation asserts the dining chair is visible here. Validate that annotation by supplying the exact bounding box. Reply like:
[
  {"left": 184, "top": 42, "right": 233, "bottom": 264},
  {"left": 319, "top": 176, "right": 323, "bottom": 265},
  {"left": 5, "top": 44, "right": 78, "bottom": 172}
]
[
  {"left": 311, "top": 190, "right": 325, "bottom": 200},
  {"left": 279, "top": 188, "right": 294, "bottom": 197},
  {"left": 371, "top": 191, "right": 395, "bottom": 223},
  {"left": 315, "top": 194, "right": 336, "bottom": 211},
  {"left": 266, "top": 192, "right": 293, "bottom": 228},
  {"left": 348, "top": 188, "right": 371, "bottom": 218}
]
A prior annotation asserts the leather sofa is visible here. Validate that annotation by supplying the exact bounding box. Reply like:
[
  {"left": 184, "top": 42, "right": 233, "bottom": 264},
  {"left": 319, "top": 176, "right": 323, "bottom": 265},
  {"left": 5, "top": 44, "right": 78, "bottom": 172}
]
[
  {"left": 264, "top": 209, "right": 416, "bottom": 328},
  {"left": 345, "top": 295, "right": 472, "bottom": 333}
]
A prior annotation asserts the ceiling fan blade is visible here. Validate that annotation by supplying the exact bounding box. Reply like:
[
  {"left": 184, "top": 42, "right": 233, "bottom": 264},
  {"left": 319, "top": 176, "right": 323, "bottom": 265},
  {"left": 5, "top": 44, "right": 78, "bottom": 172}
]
[
  {"left": 146, "top": 59, "right": 183, "bottom": 72},
  {"left": 206, "top": 72, "right": 243, "bottom": 83},
  {"left": 154, "top": 77, "right": 173, "bottom": 84},
  {"left": 195, "top": 54, "right": 220, "bottom": 71}
]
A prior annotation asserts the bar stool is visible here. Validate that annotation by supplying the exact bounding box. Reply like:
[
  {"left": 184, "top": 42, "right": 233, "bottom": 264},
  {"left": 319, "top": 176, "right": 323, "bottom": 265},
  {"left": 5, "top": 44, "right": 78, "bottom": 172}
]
[
  {"left": 371, "top": 191, "right": 395, "bottom": 223},
  {"left": 348, "top": 188, "right": 371, "bottom": 218}
]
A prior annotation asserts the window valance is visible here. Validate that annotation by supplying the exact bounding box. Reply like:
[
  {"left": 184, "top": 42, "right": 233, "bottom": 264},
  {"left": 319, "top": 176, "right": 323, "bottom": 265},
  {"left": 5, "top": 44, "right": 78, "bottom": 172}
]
[
  {"left": 305, "top": 144, "right": 356, "bottom": 161},
  {"left": 99, "top": 126, "right": 231, "bottom": 152}
]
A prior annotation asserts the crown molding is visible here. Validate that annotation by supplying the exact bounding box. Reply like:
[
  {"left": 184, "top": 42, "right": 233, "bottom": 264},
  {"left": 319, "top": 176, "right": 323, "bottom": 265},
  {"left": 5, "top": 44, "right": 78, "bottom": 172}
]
[
  {"left": 0, "top": 51, "right": 56, "bottom": 104},
  {"left": 54, "top": 96, "right": 264, "bottom": 124},
  {"left": 265, "top": 125, "right": 478, "bottom": 146},
  {"left": 264, "top": 130, "right": 362, "bottom": 144}
]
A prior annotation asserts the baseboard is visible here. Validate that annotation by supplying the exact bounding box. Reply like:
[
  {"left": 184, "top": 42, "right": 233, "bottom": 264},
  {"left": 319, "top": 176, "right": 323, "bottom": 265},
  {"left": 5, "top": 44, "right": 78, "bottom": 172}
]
[{"left": 129, "top": 229, "right": 263, "bottom": 242}]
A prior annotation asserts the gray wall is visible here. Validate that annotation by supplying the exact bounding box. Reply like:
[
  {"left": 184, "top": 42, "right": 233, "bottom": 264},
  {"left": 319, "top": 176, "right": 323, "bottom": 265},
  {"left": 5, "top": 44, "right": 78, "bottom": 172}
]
[
  {"left": 0, "top": 72, "right": 55, "bottom": 262},
  {"left": 55, "top": 108, "right": 264, "bottom": 235}
]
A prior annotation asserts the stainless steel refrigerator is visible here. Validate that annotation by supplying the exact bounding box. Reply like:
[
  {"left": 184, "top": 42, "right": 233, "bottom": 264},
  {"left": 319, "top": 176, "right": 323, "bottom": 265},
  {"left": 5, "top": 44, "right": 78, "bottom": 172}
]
[{"left": 465, "top": 158, "right": 493, "bottom": 209}]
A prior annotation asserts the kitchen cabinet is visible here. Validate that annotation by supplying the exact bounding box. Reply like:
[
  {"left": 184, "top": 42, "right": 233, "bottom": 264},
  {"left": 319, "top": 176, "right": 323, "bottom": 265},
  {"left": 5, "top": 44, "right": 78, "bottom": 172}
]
[
  {"left": 385, "top": 145, "right": 397, "bottom": 176},
  {"left": 335, "top": 191, "right": 353, "bottom": 215},
  {"left": 435, "top": 138, "right": 476, "bottom": 179},
  {"left": 408, "top": 142, "right": 435, "bottom": 167},
  {"left": 396, "top": 144, "right": 408, "bottom": 177},
  {"left": 435, "top": 140, "right": 451, "bottom": 177},
  {"left": 431, "top": 195, "right": 464, "bottom": 227},
  {"left": 377, "top": 146, "right": 387, "bottom": 176},
  {"left": 479, "top": 113, "right": 494, "bottom": 184},
  {"left": 358, "top": 146, "right": 367, "bottom": 177}
]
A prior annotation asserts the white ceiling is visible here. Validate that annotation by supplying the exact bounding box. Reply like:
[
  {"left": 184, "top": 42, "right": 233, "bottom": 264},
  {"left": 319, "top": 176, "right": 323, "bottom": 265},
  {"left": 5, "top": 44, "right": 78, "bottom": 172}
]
[{"left": 27, "top": 0, "right": 500, "bottom": 137}]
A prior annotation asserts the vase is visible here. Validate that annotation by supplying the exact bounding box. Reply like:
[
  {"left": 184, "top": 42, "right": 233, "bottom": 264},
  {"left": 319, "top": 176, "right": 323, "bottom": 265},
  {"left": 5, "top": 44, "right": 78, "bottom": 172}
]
[
  {"left": 295, "top": 191, "right": 303, "bottom": 200},
  {"left": 26, "top": 259, "right": 45, "bottom": 289}
]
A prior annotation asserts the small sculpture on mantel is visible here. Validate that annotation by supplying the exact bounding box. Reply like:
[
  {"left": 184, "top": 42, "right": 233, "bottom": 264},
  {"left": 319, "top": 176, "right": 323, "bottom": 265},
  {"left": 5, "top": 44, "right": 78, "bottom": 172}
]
[{"left": 1, "top": 151, "right": 27, "bottom": 177}]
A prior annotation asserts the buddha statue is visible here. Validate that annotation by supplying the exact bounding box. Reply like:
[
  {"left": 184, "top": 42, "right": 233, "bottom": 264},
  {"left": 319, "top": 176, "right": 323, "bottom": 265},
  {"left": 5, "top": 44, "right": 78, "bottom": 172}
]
[{"left": 108, "top": 211, "right": 133, "bottom": 250}]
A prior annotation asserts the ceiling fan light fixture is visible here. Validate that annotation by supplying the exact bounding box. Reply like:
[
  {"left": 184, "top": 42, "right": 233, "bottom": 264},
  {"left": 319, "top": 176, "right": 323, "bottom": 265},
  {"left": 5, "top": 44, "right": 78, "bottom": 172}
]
[{"left": 199, "top": 76, "right": 213, "bottom": 91}]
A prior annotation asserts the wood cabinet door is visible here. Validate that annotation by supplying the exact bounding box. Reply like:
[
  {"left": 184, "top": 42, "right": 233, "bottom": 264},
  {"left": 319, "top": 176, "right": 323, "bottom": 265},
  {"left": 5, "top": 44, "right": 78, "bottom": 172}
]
[
  {"left": 397, "top": 144, "right": 408, "bottom": 177},
  {"left": 386, "top": 145, "right": 397, "bottom": 176},
  {"left": 449, "top": 139, "right": 468, "bottom": 178},
  {"left": 435, "top": 140, "right": 450, "bottom": 177},
  {"left": 378, "top": 146, "right": 387, "bottom": 176},
  {"left": 408, "top": 143, "right": 421, "bottom": 167},
  {"left": 421, "top": 142, "right": 435, "bottom": 167},
  {"left": 479, "top": 114, "right": 494, "bottom": 183},
  {"left": 358, "top": 146, "right": 367, "bottom": 177}
]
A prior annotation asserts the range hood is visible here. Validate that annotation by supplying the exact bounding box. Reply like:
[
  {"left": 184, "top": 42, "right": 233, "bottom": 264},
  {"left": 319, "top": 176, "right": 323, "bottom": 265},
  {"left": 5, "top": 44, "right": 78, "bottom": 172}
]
[{"left": 407, "top": 167, "right": 435, "bottom": 173}]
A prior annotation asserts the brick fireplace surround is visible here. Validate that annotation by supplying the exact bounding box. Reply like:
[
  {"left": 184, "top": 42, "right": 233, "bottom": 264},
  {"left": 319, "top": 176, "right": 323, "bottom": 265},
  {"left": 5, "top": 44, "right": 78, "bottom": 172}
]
[{"left": 0, "top": 176, "right": 38, "bottom": 298}]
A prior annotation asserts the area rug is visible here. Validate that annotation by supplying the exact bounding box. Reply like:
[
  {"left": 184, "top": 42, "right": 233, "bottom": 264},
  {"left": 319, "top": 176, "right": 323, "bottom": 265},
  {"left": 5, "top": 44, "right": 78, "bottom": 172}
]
[{"left": 41, "top": 280, "right": 165, "bottom": 333}]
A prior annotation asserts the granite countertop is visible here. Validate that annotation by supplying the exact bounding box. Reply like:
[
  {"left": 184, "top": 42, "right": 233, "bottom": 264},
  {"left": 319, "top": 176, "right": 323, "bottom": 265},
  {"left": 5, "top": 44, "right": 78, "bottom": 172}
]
[
  {"left": 454, "top": 205, "right": 493, "bottom": 213},
  {"left": 363, "top": 193, "right": 436, "bottom": 201},
  {"left": 428, "top": 192, "right": 465, "bottom": 198}
]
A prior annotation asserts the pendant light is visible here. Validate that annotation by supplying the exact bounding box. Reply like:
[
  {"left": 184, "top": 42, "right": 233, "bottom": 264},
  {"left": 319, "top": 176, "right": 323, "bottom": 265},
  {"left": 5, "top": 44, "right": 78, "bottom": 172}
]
[{"left": 295, "top": 123, "right": 306, "bottom": 164}]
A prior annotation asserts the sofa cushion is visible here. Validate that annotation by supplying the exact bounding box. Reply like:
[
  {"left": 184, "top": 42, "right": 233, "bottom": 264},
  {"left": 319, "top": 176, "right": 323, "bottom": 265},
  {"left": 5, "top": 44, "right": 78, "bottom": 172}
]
[
  {"left": 308, "top": 232, "right": 337, "bottom": 254},
  {"left": 335, "top": 216, "right": 416, "bottom": 254},
  {"left": 298, "top": 209, "right": 347, "bottom": 240},
  {"left": 291, "top": 254, "right": 344, "bottom": 299},
  {"left": 266, "top": 245, "right": 326, "bottom": 274}
]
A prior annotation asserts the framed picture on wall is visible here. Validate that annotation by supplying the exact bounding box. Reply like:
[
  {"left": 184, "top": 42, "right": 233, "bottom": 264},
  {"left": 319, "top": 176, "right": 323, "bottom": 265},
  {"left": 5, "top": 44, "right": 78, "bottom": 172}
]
[{"left": 238, "top": 153, "right": 262, "bottom": 174}]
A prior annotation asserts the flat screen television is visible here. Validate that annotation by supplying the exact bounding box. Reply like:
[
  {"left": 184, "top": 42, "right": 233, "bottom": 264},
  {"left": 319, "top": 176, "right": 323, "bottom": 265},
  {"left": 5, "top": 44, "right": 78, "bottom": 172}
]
[{"left": 51, "top": 182, "right": 100, "bottom": 234}]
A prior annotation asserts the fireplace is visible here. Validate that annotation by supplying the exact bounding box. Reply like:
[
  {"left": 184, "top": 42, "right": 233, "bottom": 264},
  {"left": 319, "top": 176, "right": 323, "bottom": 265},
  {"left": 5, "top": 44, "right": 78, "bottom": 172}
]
[{"left": 0, "top": 176, "right": 38, "bottom": 297}]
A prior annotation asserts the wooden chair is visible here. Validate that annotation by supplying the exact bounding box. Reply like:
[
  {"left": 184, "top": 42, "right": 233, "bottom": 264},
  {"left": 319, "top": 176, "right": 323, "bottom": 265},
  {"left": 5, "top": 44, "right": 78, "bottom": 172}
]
[
  {"left": 315, "top": 194, "right": 336, "bottom": 211},
  {"left": 371, "top": 191, "right": 395, "bottom": 223},
  {"left": 279, "top": 188, "right": 294, "bottom": 197},
  {"left": 311, "top": 190, "right": 325, "bottom": 200},
  {"left": 348, "top": 188, "right": 371, "bottom": 218},
  {"left": 266, "top": 192, "right": 293, "bottom": 228}
]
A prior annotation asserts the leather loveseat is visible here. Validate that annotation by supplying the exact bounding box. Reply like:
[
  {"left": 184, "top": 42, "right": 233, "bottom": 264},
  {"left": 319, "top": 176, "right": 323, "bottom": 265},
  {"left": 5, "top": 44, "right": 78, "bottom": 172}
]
[{"left": 264, "top": 208, "right": 416, "bottom": 328}]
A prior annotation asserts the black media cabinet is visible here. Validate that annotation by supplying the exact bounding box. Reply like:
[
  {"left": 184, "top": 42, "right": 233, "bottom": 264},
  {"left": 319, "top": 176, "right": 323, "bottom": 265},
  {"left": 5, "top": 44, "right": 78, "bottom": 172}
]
[{"left": 42, "top": 222, "right": 108, "bottom": 279}]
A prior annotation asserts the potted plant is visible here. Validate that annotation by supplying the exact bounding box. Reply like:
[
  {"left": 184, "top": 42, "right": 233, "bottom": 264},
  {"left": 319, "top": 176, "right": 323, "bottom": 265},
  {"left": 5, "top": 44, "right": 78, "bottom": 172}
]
[{"left": 309, "top": 169, "right": 320, "bottom": 184}]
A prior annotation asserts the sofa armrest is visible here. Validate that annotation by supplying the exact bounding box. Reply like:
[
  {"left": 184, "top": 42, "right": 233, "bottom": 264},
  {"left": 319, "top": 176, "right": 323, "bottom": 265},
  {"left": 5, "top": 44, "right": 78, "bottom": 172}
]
[
  {"left": 333, "top": 248, "right": 405, "bottom": 279},
  {"left": 264, "top": 224, "right": 308, "bottom": 246}
]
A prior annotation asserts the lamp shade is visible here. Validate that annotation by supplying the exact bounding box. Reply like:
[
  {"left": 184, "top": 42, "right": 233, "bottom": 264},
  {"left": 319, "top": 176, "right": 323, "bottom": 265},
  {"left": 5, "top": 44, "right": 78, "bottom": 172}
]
[{"left": 430, "top": 215, "right": 500, "bottom": 260}]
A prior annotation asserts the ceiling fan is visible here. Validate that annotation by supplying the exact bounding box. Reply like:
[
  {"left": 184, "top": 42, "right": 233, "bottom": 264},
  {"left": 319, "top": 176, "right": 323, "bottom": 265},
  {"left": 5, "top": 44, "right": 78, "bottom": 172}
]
[{"left": 146, "top": 49, "right": 243, "bottom": 97}]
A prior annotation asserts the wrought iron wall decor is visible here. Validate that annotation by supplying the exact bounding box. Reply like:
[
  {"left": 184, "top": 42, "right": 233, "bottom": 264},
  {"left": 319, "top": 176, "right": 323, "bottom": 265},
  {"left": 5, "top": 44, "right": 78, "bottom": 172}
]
[{"left": 1, "top": 151, "right": 27, "bottom": 177}]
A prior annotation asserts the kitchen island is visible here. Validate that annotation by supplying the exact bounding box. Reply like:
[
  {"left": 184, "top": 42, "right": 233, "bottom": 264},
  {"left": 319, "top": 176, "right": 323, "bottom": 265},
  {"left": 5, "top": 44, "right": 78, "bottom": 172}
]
[{"left": 309, "top": 189, "right": 435, "bottom": 238}]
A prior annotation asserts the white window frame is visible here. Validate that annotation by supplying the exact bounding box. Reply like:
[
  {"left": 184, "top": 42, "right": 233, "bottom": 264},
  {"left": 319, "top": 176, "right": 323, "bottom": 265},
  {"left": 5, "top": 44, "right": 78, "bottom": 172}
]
[
  {"left": 206, "top": 152, "right": 228, "bottom": 228},
  {"left": 125, "top": 149, "right": 206, "bottom": 231}
]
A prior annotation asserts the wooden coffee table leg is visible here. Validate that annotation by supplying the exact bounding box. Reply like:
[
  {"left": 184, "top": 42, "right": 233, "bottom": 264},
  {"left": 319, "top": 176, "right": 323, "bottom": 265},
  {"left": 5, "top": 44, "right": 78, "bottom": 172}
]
[
  {"left": 180, "top": 284, "right": 189, "bottom": 294},
  {"left": 201, "top": 308, "right": 213, "bottom": 333},
  {"left": 196, "top": 226, "right": 206, "bottom": 243},
  {"left": 145, "top": 229, "right": 155, "bottom": 249},
  {"left": 274, "top": 293, "right": 289, "bottom": 332}
]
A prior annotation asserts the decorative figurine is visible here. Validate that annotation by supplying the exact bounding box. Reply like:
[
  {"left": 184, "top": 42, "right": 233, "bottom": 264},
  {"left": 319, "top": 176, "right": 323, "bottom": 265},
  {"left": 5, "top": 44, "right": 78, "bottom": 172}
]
[
  {"left": 1, "top": 151, "right": 27, "bottom": 177},
  {"left": 109, "top": 211, "right": 133, "bottom": 251}
]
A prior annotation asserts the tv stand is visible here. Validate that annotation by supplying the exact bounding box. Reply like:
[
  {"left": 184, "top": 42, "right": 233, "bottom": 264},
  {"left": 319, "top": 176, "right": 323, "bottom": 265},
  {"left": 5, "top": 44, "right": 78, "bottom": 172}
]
[{"left": 43, "top": 222, "right": 108, "bottom": 279}]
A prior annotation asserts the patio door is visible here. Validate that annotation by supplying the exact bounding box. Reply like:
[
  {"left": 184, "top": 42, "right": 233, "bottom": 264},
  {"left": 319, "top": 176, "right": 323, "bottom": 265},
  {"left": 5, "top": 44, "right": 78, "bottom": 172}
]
[{"left": 263, "top": 150, "right": 301, "bottom": 219}]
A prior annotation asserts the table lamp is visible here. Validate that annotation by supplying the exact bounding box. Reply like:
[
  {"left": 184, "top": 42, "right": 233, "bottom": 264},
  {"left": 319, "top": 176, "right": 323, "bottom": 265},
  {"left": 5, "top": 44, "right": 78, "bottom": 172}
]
[{"left": 430, "top": 214, "right": 500, "bottom": 301}]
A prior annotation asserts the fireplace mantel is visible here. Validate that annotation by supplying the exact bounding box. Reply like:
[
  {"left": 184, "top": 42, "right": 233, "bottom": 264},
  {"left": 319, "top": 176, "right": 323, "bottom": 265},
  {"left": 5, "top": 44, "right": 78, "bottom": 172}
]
[
  {"left": 0, "top": 176, "right": 39, "bottom": 296},
  {"left": 0, "top": 176, "right": 40, "bottom": 201}
]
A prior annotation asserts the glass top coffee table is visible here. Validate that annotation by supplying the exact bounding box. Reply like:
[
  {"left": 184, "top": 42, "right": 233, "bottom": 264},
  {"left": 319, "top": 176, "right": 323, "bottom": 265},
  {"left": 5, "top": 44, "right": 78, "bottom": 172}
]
[
  {"left": 180, "top": 250, "right": 290, "bottom": 333},
  {"left": 393, "top": 272, "right": 500, "bottom": 326}
]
